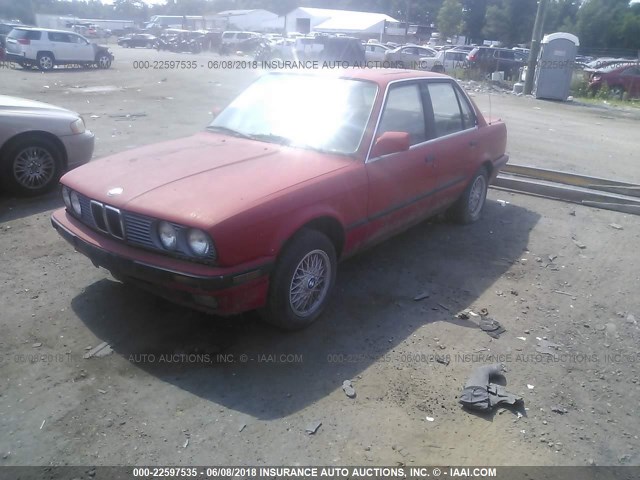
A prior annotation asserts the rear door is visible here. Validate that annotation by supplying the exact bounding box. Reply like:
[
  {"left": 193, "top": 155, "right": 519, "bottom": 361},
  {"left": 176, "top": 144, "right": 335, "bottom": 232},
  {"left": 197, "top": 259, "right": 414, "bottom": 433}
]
[
  {"left": 620, "top": 66, "right": 640, "bottom": 97},
  {"left": 423, "top": 81, "right": 481, "bottom": 210},
  {"left": 365, "top": 80, "right": 439, "bottom": 241},
  {"left": 47, "top": 31, "right": 73, "bottom": 61}
]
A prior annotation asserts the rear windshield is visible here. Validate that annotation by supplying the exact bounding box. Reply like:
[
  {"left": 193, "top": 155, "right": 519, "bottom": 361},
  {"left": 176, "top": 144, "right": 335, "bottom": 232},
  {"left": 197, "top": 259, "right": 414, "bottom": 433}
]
[{"left": 8, "top": 29, "right": 41, "bottom": 40}]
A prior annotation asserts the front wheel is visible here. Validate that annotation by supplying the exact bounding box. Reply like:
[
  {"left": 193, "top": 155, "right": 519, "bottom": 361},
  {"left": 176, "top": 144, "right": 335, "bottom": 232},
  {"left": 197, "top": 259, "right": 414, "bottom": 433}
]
[
  {"left": 96, "top": 53, "right": 112, "bottom": 69},
  {"left": 0, "top": 135, "right": 63, "bottom": 196},
  {"left": 262, "top": 229, "right": 337, "bottom": 330},
  {"left": 448, "top": 166, "right": 489, "bottom": 224}
]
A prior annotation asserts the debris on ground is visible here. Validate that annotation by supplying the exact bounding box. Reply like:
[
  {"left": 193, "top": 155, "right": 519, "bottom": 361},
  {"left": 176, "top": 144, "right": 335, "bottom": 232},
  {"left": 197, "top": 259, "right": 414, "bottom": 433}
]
[
  {"left": 479, "top": 308, "right": 489, "bottom": 317},
  {"left": 609, "top": 223, "right": 623, "bottom": 230},
  {"left": 32, "top": 342, "right": 42, "bottom": 348},
  {"left": 456, "top": 308, "right": 479, "bottom": 320},
  {"left": 536, "top": 339, "right": 561, "bottom": 355},
  {"left": 342, "top": 380, "right": 356, "bottom": 398},
  {"left": 436, "top": 355, "right": 450, "bottom": 366},
  {"left": 551, "top": 405, "right": 568, "bottom": 414},
  {"left": 479, "top": 317, "right": 506, "bottom": 339},
  {"left": 413, "top": 291, "right": 429, "bottom": 301},
  {"left": 425, "top": 416, "right": 435, "bottom": 422},
  {"left": 572, "top": 238, "right": 587, "bottom": 249},
  {"left": 83, "top": 342, "right": 113, "bottom": 359},
  {"left": 305, "top": 421, "right": 322, "bottom": 435},
  {"left": 459, "top": 363, "right": 523, "bottom": 411},
  {"left": 183, "top": 438, "right": 189, "bottom": 448}
]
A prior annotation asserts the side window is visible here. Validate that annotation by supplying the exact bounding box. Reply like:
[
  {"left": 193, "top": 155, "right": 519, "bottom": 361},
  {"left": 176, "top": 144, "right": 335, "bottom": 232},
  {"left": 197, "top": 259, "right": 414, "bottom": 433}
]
[
  {"left": 237, "top": 32, "right": 250, "bottom": 40},
  {"left": 427, "top": 82, "right": 464, "bottom": 137},
  {"left": 378, "top": 83, "right": 426, "bottom": 146},
  {"left": 70, "top": 34, "right": 85, "bottom": 44},
  {"left": 622, "top": 67, "right": 640, "bottom": 76},
  {"left": 49, "top": 32, "right": 71, "bottom": 43},
  {"left": 455, "top": 87, "right": 477, "bottom": 129}
]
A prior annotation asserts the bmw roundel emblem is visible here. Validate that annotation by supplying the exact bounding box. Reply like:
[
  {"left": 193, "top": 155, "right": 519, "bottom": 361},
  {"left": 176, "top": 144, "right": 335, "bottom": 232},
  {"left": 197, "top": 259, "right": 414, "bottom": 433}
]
[{"left": 107, "top": 187, "right": 123, "bottom": 196}]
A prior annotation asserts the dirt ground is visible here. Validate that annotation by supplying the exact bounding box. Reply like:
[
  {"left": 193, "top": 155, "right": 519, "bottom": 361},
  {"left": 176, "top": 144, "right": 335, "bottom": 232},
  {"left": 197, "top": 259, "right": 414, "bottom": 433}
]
[{"left": 1, "top": 47, "right": 639, "bottom": 468}]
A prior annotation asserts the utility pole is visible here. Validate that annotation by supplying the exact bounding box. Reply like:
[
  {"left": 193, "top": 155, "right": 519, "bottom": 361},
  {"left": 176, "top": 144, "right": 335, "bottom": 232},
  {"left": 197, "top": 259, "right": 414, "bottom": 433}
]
[
  {"left": 524, "top": 0, "right": 548, "bottom": 95},
  {"left": 405, "top": 0, "right": 410, "bottom": 40}
]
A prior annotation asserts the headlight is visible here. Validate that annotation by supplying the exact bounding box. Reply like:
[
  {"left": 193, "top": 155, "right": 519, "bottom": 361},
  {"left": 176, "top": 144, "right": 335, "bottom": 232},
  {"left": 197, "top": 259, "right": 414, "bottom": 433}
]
[
  {"left": 62, "top": 186, "right": 71, "bottom": 209},
  {"left": 187, "top": 229, "right": 213, "bottom": 257},
  {"left": 158, "top": 221, "right": 177, "bottom": 250},
  {"left": 70, "top": 118, "right": 86, "bottom": 134},
  {"left": 69, "top": 191, "right": 81, "bottom": 216}
]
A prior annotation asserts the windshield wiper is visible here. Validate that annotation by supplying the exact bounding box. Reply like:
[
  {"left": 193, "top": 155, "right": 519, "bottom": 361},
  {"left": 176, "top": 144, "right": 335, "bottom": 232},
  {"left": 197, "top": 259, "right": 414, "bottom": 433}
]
[
  {"left": 245, "top": 133, "right": 293, "bottom": 146},
  {"left": 206, "top": 125, "right": 253, "bottom": 139}
]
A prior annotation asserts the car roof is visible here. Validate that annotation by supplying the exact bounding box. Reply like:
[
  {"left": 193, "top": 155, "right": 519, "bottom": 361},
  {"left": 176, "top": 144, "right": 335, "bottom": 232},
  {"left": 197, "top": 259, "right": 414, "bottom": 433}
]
[
  {"left": 13, "top": 26, "right": 82, "bottom": 34},
  {"left": 269, "top": 69, "right": 450, "bottom": 87}
]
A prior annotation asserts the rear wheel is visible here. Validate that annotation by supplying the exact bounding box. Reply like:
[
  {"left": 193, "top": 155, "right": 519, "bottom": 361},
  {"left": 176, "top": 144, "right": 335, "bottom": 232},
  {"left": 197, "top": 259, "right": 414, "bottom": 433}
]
[
  {"left": 37, "top": 52, "right": 54, "bottom": 71},
  {"left": 262, "top": 229, "right": 337, "bottom": 330},
  {"left": 448, "top": 166, "right": 489, "bottom": 224},
  {"left": 0, "top": 135, "right": 63, "bottom": 196}
]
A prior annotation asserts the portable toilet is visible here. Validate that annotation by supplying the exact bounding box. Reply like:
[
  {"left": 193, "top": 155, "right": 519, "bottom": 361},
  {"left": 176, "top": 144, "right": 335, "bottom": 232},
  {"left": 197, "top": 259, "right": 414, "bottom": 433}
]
[{"left": 533, "top": 32, "right": 579, "bottom": 101}]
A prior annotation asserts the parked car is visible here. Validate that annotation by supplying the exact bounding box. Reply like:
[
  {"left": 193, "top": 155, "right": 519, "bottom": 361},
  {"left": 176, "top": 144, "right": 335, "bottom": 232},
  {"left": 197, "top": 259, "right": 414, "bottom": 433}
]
[
  {"left": 421, "top": 49, "right": 470, "bottom": 72},
  {"left": 588, "top": 63, "right": 640, "bottom": 99},
  {"left": 466, "top": 46, "right": 526, "bottom": 79},
  {"left": 384, "top": 45, "right": 437, "bottom": 68},
  {"left": 5, "top": 27, "right": 114, "bottom": 71},
  {"left": 220, "top": 31, "right": 260, "bottom": 52},
  {"left": 267, "top": 36, "right": 365, "bottom": 65},
  {"left": 118, "top": 33, "right": 157, "bottom": 48},
  {"left": 51, "top": 69, "right": 508, "bottom": 330},
  {"left": 0, "top": 96, "right": 94, "bottom": 196},
  {"left": 364, "top": 42, "right": 390, "bottom": 63}
]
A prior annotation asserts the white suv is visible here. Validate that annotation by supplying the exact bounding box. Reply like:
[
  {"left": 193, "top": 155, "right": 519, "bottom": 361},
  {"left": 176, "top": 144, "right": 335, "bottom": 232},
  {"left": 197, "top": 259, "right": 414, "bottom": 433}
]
[{"left": 5, "top": 27, "right": 114, "bottom": 71}]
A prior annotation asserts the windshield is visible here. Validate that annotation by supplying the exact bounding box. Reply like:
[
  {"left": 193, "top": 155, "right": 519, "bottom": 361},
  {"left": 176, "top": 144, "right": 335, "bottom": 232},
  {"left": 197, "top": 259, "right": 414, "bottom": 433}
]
[{"left": 209, "top": 73, "right": 377, "bottom": 155}]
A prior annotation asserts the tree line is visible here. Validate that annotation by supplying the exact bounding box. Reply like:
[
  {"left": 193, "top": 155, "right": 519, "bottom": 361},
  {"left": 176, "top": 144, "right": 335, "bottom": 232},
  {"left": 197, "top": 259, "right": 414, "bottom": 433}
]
[{"left": 1, "top": 0, "right": 638, "bottom": 51}]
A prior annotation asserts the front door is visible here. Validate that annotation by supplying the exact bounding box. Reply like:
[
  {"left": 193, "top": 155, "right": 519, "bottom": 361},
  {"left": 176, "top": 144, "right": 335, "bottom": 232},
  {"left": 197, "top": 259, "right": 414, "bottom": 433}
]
[{"left": 365, "top": 81, "right": 438, "bottom": 242}]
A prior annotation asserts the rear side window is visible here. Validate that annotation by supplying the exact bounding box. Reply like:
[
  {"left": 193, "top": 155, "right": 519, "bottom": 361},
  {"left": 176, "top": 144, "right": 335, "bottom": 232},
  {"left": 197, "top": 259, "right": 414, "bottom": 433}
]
[
  {"left": 8, "top": 29, "right": 42, "bottom": 40},
  {"left": 455, "top": 88, "right": 477, "bottom": 129},
  {"left": 427, "top": 82, "right": 464, "bottom": 137},
  {"left": 49, "top": 32, "right": 72, "bottom": 42}
]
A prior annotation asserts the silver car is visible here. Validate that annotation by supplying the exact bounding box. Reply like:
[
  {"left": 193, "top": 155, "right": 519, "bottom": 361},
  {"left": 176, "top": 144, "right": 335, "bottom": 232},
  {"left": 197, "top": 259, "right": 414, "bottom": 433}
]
[{"left": 0, "top": 96, "right": 94, "bottom": 196}]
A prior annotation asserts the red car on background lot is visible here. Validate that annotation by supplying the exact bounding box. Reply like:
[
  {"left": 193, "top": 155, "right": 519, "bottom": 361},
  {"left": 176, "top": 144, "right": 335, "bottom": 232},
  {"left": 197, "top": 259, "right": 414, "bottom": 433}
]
[
  {"left": 588, "top": 62, "right": 640, "bottom": 99},
  {"left": 51, "top": 69, "right": 508, "bottom": 330}
]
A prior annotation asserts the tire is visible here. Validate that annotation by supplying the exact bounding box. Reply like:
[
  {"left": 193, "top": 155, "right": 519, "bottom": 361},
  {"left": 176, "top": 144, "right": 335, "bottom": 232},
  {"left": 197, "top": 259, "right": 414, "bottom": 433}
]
[
  {"left": 37, "top": 52, "right": 54, "bottom": 71},
  {"left": 610, "top": 86, "right": 624, "bottom": 100},
  {"left": 448, "top": 166, "right": 489, "bottom": 224},
  {"left": 262, "top": 229, "right": 337, "bottom": 330},
  {"left": 146, "top": 42, "right": 153, "bottom": 49},
  {"left": 0, "top": 135, "right": 63, "bottom": 196},
  {"left": 122, "top": 42, "right": 129, "bottom": 48},
  {"left": 96, "top": 53, "right": 111, "bottom": 69}
]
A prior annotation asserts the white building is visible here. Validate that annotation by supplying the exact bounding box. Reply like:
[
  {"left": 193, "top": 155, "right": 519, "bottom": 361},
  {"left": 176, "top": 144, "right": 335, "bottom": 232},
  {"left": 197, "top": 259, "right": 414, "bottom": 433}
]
[
  {"left": 284, "top": 7, "right": 400, "bottom": 37},
  {"left": 208, "top": 9, "right": 282, "bottom": 31}
]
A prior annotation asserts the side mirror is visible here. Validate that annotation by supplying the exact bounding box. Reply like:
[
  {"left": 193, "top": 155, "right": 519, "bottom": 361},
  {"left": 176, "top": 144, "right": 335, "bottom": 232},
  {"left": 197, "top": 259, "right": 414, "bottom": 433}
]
[{"left": 370, "top": 131, "right": 411, "bottom": 158}]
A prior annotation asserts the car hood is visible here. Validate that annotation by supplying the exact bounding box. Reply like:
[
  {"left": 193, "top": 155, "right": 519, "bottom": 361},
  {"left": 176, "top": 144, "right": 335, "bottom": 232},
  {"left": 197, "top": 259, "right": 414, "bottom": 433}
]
[
  {"left": 0, "top": 95, "right": 76, "bottom": 115},
  {"left": 61, "top": 131, "right": 351, "bottom": 227}
]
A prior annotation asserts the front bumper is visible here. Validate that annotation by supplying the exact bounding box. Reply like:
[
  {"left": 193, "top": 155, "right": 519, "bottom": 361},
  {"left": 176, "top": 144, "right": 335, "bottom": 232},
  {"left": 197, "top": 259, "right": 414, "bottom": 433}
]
[
  {"left": 60, "top": 130, "right": 95, "bottom": 170},
  {"left": 51, "top": 209, "right": 272, "bottom": 315}
]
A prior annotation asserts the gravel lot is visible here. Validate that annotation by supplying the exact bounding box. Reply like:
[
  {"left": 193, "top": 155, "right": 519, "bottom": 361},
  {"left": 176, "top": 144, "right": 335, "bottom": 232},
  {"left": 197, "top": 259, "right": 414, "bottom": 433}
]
[{"left": 1, "top": 47, "right": 639, "bottom": 468}]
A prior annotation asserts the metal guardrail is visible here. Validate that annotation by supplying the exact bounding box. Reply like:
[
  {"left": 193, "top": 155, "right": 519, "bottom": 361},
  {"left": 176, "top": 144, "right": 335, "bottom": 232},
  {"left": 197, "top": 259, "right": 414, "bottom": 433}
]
[{"left": 492, "top": 164, "right": 640, "bottom": 215}]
